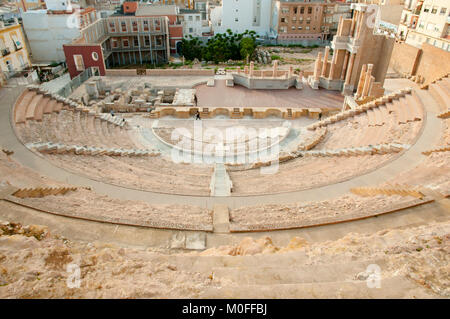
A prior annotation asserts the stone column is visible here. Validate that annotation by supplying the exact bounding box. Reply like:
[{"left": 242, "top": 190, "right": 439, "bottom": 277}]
[
  {"left": 356, "top": 11, "right": 365, "bottom": 39},
  {"left": 250, "top": 61, "right": 254, "bottom": 77},
  {"left": 237, "top": 66, "right": 241, "bottom": 74},
  {"left": 273, "top": 60, "right": 278, "bottom": 78},
  {"left": 328, "top": 51, "right": 337, "bottom": 80},
  {"left": 321, "top": 46, "right": 330, "bottom": 77},
  {"left": 362, "top": 64, "right": 373, "bottom": 98},
  {"left": 345, "top": 53, "right": 355, "bottom": 85},
  {"left": 340, "top": 51, "right": 350, "bottom": 80},
  {"left": 355, "top": 64, "right": 367, "bottom": 98},
  {"left": 350, "top": 11, "right": 358, "bottom": 37},
  {"left": 298, "top": 71, "right": 303, "bottom": 82},
  {"left": 337, "top": 16, "right": 344, "bottom": 36},
  {"left": 289, "top": 66, "right": 293, "bottom": 78},
  {"left": 244, "top": 66, "right": 249, "bottom": 75},
  {"left": 314, "top": 51, "right": 323, "bottom": 81}
]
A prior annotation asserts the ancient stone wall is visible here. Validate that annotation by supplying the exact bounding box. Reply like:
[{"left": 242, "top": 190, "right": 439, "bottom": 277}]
[{"left": 389, "top": 42, "right": 450, "bottom": 83}]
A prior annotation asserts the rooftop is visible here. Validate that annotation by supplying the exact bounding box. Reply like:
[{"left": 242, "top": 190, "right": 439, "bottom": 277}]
[{"left": 135, "top": 4, "right": 178, "bottom": 17}]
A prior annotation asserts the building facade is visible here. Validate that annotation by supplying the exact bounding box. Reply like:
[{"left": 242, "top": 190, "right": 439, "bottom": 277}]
[
  {"left": 22, "top": 0, "right": 98, "bottom": 63},
  {"left": 402, "top": 0, "right": 449, "bottom": 51},
  {"left": 213, "top": 0, "right": 274, "bottom": 37},
  {"left": 0, "top": 19, "right": 32, "bottom": 85},
  {"left": 272, "top": 0, "right": 352, "bottom": 44},
  {"left": 64, "top": 14, "right": 170, "bottom": 78},
  {"left": 179, "top": 8, "right": 210, "bottom": 38}
]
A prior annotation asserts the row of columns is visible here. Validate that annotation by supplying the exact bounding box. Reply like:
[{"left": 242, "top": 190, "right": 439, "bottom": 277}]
[{"left": 237, "top": 60, "right": 295, "bottom": 79}]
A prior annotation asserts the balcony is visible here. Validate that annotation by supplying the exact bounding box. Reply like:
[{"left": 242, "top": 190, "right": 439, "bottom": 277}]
[{"left": 1, "top": 48, "right": 11, "bottom": 57}]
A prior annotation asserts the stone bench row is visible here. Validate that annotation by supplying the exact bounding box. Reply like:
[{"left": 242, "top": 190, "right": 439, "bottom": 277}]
[
  {"left": 350, "top": 185, "right": 425, "bottom": 199},
  {"left": 28, "top": 142, "right": 159, "bottom": 157},
  {"left": 301, "top": 143, "right": 409, "bottom": 157}
]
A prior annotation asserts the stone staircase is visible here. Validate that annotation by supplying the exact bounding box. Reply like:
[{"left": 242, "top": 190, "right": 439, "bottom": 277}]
[
  {"left": 14, "top": 86, "right": 126, "bottom": 128},
  {"left": 210, "top": 163, "right": 233, "bottom": 196},
  {"left": 150, "top": 246, "right": 439, "bottom": 298},
  {"left": 307, "top": 87, "right": 415, "bottom": 131},
  {"left": 27, "top": 142, "right": 159, "bottom": 157}
]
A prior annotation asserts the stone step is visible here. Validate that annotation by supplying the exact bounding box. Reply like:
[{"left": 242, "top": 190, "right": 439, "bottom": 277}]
[
  {"left": 208, "top": 259, "right": 386, "bottom": 285},
  {"left": 200, "top": 276, "right": 435, "bottom": 298}
]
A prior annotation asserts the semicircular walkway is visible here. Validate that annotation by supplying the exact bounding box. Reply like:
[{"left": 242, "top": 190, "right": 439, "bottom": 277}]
[{"left": 0, "top": 84, "right": 443, "bottom": 210}]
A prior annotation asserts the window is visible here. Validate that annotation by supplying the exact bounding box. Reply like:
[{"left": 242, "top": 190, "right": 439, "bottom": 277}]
[
  {"left": 281, "top": 17, "right": 286, "bottom": 23},
  {"left": 189, "top": 27, "right": 193, "bottom": 33},
  {"left": 235, "top": 18, "right": 238, "bottom": 22},
  {"left": 196, "top": 16, "right": 200, "bottom": 21},
  {"left": 109, "top": 22, "right": 116, "bottom": 32},
  {"left": 132, "top": 21, "right": 138, "bottom": 32},
  {"left": 91, "top": 52, "right": 99, "bottom": 61},
  {"left": 143, "top": 20, "right": 149, "bottom": 31},
  {"left": 121, "top": 21, "right": 127, "bottom": 32},
  {"left": 111, "top": 38, "right": 118, "bottom": 48},
  {"left": 133, "top": 37, "right": 139, "bottom": 47},
  {"left": 423, "top": 6, "right": 430, "bottom": 13},
  {"left": 74, "top": 55, "right": 84, "bottom": 71},
  {"left": 294, "top": 7, "right": 297, "bottom": 14},
  {"left": 440, "top": 8, "right": 447, "bottom": 15},
  {"left": 122, "top": 39, "right": 129, "bottom": 47},
  {"left": 144, "top": 37, "right": 150, "bottom": 46},
  {"left": 292, "top": 26, "right": 296, "bottom": 30},
  {"left": 300, "top": 7, "right": 304, "bottom": 14},
  {"left": 307, "top": 7, "right": 312, "bottom": 14},
  {"left": 305, "top": 26, "right": 310, "bottom": 30},
  {"left": 431, "top": 6, "right": 438, "bottom": 14},
  {"left": 11, "top": 34, "right": 22, "bottom": 50},
  {"left": 298, "top": 26, "right": 302, "bottom": 30},
  {"left": 188, "top": 15, "right": 193, "bottom": 21}
]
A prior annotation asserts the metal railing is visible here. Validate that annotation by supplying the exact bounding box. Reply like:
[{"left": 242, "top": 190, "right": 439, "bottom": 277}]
[{"left": 55, "top": 67, "right": 95, "bottom": 97}]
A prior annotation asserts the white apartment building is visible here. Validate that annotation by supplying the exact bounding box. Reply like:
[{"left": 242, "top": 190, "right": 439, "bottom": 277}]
[
  {"left": 404, "top": 0, "right": 450, "bottom": 50},
  {"left": 180, "top": 8, "right": 211, "bottom": 38},
  {"left": 22, "top": 0, "right": 97, "bottom": 64},
  {"left": 211, "top": 0, "right": 274, "bottom": 37}
]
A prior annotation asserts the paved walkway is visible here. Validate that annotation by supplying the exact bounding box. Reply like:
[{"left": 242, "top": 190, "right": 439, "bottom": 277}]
[{"left": 0, "top": 83, "right": 443, "bottom": 210}]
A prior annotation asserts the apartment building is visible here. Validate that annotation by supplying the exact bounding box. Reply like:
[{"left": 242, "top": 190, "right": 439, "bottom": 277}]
[
  {"left": 0, "top": 19, "right": 32, "bottom": 85},
  {"left": 63, "top": 13, "right": 170, "bottom": 78},
  {"left": 179, "top": 8, "right": 210, "bottom": 38},
  {"left": 212, "top": 0, "right": 274, "bottom": 37},
  {"left": 22, "top": 0, "right": 98, "bottom": 63},
  {"left": 398, "top": 0, "right": 423, "bottom": 40},
  {"left": 273, "top": 0, "right": 352, "bottom": 44},
  {"left": 402, "top": 0, "right": 449, "bottom": 51}
]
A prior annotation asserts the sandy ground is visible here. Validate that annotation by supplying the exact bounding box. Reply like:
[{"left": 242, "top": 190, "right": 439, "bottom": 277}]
[{"left": 0, "top": 219, "right": 448, "bottom": 298}]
